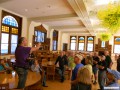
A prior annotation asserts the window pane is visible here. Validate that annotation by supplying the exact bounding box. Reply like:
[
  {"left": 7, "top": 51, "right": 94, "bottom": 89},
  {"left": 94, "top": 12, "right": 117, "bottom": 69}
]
[
  {"left": 35, "top": 31, "right": 37, "bottom": 36},
  {"left": 41, "top": 33, "right": 44, "bottom": 42},
  {"left": 114, "top": 45, "right": 120, "bottom": 53},
  {"left": 71, "top": 37, "right": 76, "bottom": 39},
  {"left": 2, "top": 15, "right": 18, "bottom": 27},
  {"left": 37, "top": 31, "right": 41, "bottom": 42},
  {"left": 53, "top": 45, "right": 56, "bottom": 50},
  {"left": 1, "top": 44, "right": 8, "bottom": 54},
  {"left": 1, "top": 33, "right": 9, "bottom": 43},
  {"left": 11, "top": 28, "right": 18, "bottom": 34},
  {"left": 101, "top": 41, "right": 105, "bottom": 47},
  {"left": 11, "top": 35, "right": 18, "bottom": 43},
  {"left": 71, "top": 43, "right": 76, "bottom": 50},
  {"left": 2, "top": 26, "right": 9, "bottom": 32},
  {"left": 79, "top": 43, "right": 84, "bottom": 51},
  {"left": 71, "top": 40, "right": 76, "bottom": 43},
  {"left": 11, "top": 44, "right": 17, "bottom": 53},
  {"left": 53, "top": 41, "right": 57, "bottom": 50},
  {"left": 87, "top": 43, "right": 93, "bottom": 51},
  {"left": 88, "top": 37, "right": 93, "bottom": 41}
]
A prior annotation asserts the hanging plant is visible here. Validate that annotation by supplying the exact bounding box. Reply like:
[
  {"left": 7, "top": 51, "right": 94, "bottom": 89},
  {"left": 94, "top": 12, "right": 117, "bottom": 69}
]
[
  {"left": 97, "top": 3, "right": 120, "bottom": 34},
  {"left": 99, "top": 33, "right": 112, "bottom": 41}
]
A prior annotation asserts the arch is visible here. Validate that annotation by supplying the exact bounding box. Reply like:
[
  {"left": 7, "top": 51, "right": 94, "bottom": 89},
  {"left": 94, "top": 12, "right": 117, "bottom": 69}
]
[{"left": 2, "top": 15, "right": 18, "bottom": 27}]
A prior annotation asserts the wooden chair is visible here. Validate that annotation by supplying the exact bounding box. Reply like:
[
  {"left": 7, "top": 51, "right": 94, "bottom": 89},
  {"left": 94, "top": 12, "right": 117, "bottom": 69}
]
[
  {"left": 41, "top": 59, "right": 48, "bottom": 66},
  {"left": 46, "top": 65, "right": 55, "bottom": 80},
  {"left": 64, "top": 68, "right": 72, "bottom": 80},
  {"left": 0, "top": 70, "right": 6, "bottom": 74},
  {"left": 0, "top": 83, "right": 9, "bottom": 90}
]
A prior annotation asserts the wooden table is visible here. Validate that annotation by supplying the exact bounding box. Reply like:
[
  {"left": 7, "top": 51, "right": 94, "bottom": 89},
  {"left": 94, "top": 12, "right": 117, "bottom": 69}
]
[{"left": 0, "top": 70, "right": 41, "bottom": 89}]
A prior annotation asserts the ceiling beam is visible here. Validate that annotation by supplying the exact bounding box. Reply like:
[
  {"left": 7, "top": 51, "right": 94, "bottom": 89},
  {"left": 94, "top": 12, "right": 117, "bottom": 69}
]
[
  {"left": 0, "top": 0, "right": 13, "bottom": 4},
  {"left": 50, "top": 25, "right": 85, "bottom": 30},
  {"left": 67, "top": 0, "right": 94, "bottom": 35},
  {"left": 28, "top": 14, "right": 80, "bottom": 22}
]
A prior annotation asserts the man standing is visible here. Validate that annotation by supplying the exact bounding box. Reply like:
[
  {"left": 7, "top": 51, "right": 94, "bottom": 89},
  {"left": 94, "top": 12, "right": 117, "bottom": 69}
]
[
  {"left": 55, "top": 51, "right": 68, "bottom": 82},
  {"left": 104, "top": 51, "right": 112, "bottom": 68},
  {"left": 92, "top": 52, "right": 100, "bottom": 84},
  {"left": 15, "top": 37, "right": 41, "bottom": 89}
]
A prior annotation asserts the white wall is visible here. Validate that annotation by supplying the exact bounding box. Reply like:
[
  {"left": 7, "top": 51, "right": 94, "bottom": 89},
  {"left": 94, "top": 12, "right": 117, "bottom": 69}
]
[{"left": 61, "top": 33, "right": 69, "bottom": 50}]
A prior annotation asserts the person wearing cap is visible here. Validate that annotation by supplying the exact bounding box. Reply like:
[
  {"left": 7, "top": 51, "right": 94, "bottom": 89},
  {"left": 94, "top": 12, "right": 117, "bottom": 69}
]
[
  {"left": 97, "top": 55, "right": 107, "bottom": 90},
  {"left": 105, "top": 68, "right": 120, "bottom": 90},
  {"left": 71, "top": 54, "right": 84, "bottom": 90}
]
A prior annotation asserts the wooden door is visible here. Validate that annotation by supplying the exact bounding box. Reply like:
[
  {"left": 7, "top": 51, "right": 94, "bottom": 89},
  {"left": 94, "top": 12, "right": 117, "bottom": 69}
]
[{"left": 63, "top": 43, "right": 68, "bottom": 51}]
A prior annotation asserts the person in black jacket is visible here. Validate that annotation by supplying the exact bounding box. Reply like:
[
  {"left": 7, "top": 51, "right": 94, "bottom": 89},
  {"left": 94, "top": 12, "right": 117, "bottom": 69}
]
[
  {"left": 104, "top": 51, "right": 112, "bottom": 68},
  {"left": 97, "top": 55, "right": 107, "bottom": 90},
  {"left": 92, "top": 52, "right": 100, "bottom": 84},
  {"left": 117, "top": 55, "right": 120, "bottom": 72},
  {"left": 55, "top": 51, "right": 68, "bottom": 82}
]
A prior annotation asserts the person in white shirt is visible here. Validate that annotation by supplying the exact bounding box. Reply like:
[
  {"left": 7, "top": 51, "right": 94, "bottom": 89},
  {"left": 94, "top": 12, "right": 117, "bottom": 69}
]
[{"left": 31, "top": 59, "right": 48, "bottom": 87}]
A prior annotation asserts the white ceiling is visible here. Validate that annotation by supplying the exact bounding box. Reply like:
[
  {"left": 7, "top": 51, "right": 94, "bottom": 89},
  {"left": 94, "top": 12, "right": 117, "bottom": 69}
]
[{"left": 0, "top": 0, "right": 117, "bottom": 35}]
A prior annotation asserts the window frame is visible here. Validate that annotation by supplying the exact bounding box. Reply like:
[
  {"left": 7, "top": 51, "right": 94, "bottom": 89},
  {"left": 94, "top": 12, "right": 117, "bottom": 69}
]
[
  {"left": 78, "top": 36, "right": 85, "bottom": 51},
  {"left": 114, "top": 36, "right": 120, "bottom": 54},
  {"left": 0, "top": 10, "right": 22, "bottom": 55},
  {"left": 52, "top": 30, "right": 58, "bottom": 51},
  {"left": 86, "top": 36, "right": 94, "bottom": 52},
  {"left": 70, "top": 36, "right": 77, "bottom": 50}
]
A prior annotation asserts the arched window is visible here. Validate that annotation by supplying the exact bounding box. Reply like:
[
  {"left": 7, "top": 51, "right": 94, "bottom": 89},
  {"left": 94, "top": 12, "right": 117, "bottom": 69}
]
[
  {"left": 114, "top": 37, "right": 120, "bottom": 53},
  {"left": 78, "top": 36, "right": 85, "bottom": 51},
  {"left": 1, "top": 11, "right": 22, "bottom": 54},
  {"left": 70, "top": 36, "right": 76, "bottom": 50},
  {"left": 2, "top": 15, "right": 18, "bottom": 27},
  {"left": 87, "top": 36, "right": 94, "bottom": 51}
]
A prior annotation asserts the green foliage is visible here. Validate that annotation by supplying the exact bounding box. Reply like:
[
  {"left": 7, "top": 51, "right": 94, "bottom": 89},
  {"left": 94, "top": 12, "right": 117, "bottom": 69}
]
[
  {"left": 97, "top": 3, "right": 120, "bottom": 34},
  {"left": 99, "top": 33, "right": 112, "bottom": 41}
]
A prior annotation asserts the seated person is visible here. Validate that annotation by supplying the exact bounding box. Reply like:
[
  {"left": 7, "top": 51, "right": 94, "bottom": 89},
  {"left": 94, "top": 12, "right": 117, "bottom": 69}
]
[
  {"left": 0, "top": 59, "right": 12, "bottom": 73},
  {"left": 105, "top": 68, "right": 120, "bottom": 90},
  {"left": 31, "top": 59, "right": 48, "bottom": 87},
  {"left": 28, "top": 53, "right": 35, "bottom": 66}
]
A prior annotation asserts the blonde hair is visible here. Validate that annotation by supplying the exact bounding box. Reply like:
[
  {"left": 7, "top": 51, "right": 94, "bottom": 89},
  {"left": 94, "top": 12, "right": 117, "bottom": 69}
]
[{"left": 77, "top": 67, "right": 91, "bottom": 85}]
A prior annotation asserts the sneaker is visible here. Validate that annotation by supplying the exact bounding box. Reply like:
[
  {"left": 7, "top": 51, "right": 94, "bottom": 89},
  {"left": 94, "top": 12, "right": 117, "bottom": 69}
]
[{"left": 43, "top": 85, "right": 48, "bottom": 87}]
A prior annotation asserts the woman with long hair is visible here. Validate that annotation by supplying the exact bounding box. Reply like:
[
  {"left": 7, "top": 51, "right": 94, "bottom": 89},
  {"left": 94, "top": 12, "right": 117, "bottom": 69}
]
[{"left": 76, "top": 67, "right": 92, "bottom": 90}]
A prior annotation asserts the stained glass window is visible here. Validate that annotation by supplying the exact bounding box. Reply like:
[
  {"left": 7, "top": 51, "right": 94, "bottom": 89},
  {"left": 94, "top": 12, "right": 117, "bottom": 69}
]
[
  {"left": 87, "top": 36, "right": 94, "bottom": 51},
  {"left": 1, "top": 11, "right": 22, "bottom": 54},
  {"left": 114, "top": 37, "right": 120, "bottom": 53},
  {"left": 70, "top": 36, "right": 76, "bottom": 50},
  {"left": 2, "top": 15, "right": 18, "bottom": 27},
  {"left": 78, "top": 36, "right": 85, "bottom": 51}
]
